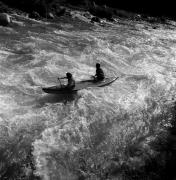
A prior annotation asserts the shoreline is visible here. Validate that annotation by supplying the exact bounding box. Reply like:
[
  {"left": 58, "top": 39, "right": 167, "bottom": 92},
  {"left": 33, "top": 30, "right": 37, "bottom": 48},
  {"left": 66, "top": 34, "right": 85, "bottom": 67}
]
[{"left": 0, "top": 0, "right": 174, "bottom": 27}]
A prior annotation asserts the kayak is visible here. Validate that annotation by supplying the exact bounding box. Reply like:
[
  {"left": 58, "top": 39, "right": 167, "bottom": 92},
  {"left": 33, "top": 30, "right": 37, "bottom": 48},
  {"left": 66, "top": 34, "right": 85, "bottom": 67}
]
[{"left": 42, "top": 77, "right": 118, "bottom": 94}]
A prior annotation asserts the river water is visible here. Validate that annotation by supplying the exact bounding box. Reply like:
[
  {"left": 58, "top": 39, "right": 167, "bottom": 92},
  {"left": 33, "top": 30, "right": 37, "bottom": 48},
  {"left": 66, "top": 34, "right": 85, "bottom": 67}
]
[{"left": 0, "top": 11, "right": 176, "bottom": 180}]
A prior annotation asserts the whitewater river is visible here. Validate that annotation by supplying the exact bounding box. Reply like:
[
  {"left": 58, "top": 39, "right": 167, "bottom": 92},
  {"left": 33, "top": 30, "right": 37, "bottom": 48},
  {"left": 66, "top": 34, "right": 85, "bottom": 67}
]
[{"left": 1, "top": 12, "right": 176, "bottom": 180}]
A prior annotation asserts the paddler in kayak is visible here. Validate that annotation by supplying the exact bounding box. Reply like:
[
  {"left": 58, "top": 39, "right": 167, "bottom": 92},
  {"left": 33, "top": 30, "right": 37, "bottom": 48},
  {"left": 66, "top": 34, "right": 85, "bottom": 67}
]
[
  {"left": 93, "top": 63, "right": 105, "bottom": 81},
  {"left": 58, "top": 72, "right": 75, "bottom": 90}
]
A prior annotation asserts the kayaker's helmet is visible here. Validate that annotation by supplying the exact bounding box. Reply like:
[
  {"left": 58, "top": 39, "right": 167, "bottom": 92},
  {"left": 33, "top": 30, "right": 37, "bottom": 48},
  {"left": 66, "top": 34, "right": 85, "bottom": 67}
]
[
  {"left": 96, "top": 63, "right": 100, "bottom": 68},
  {"left": 66, "top": 72, "right": 72, "bottom": 78}
]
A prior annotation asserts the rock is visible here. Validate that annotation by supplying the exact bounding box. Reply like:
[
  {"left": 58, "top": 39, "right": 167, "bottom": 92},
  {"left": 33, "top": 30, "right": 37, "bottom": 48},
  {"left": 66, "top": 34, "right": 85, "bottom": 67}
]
[
  {"left": 89, "top": 2, "right": 113, "bottom": 20},
  {"left": 114, "top": 9, "right": 134, "bottom": 19},
  {"left": 91, "top": 16, "right": 101, "bottom": 23},
  {"left": 29, "top": 11, "right": 40, "bottom": 19},
  {"left": 0, "top": 13, "right": 11, "bottom": 26},
  {"left": 56, "top": 7, "right": 66, "bottom": 17},
  {"left": 83, "top": 12, "right": 92, "bottom": 19},
  {"left": 134, "top": 14, "right": 142, "bottom": 20},
  {"left": 12, "top": 20, "right": 24, "bottom": 26},
  {"left": 47, "top": 12, "right": 54, "bottom": 19},
  {"left": 147, "top": 16, "right": 158, "bottom": 23}
]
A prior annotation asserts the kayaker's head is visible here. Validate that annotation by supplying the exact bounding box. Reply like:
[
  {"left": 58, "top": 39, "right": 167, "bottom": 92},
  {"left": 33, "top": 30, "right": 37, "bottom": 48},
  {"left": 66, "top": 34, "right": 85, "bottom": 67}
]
[
  {"left": 66, "top": 72, "right": 72, "bottom": 79},
  {"left": 96, "top": 63, "right": 100, "bottom": 69}
]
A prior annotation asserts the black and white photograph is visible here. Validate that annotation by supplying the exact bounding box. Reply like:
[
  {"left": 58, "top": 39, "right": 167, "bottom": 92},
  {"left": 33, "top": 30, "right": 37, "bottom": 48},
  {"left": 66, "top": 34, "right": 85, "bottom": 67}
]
[{"left": 0, "top": 0, "right": 176, "bottom": 179}]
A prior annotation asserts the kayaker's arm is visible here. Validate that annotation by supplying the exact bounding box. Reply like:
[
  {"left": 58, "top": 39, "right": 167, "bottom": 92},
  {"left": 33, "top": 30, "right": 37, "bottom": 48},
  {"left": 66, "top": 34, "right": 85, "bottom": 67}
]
[{"left": 58, "top": 77, "right": 66, "bottom": 80}]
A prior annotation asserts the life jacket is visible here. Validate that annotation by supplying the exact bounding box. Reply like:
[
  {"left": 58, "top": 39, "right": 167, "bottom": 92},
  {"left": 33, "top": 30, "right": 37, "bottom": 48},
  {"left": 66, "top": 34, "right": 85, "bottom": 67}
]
[
  {"left": 96, "top": 68, "right": 104, "bottom": 80},
  {"left": 67, "top": 78, "right": 75, "bottom": 88}
]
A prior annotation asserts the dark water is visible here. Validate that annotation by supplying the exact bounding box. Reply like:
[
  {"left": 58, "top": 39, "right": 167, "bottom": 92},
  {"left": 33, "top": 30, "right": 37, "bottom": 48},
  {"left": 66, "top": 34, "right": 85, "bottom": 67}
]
[{"left": 0, "top": 11, "right": 176, "bottom": 179}]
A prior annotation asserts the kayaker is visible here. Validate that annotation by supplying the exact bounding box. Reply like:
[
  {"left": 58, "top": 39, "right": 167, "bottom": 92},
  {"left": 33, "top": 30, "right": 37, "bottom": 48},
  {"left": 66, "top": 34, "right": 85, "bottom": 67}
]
[
  {"left": 93, "top": 63, "right": 105, "bottom": 81},
  {"left": 58, "top": 72, "right": 75, "bottom": 89}
]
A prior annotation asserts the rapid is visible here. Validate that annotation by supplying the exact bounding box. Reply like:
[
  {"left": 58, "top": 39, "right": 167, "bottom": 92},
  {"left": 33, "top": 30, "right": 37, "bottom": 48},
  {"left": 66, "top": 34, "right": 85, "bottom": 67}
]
[{"left": 1, "top": 11, "right": 176, "bottom": 179}]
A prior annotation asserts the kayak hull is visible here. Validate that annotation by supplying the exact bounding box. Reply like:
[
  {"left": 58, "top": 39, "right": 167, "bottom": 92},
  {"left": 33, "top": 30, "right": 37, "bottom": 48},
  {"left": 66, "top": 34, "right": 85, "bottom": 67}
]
[
  {"left": 42, "top": 77, "right": 118, "bottom": 94},
  {"left": 42, "top": 87, "right": 77, "bottom": 94}
]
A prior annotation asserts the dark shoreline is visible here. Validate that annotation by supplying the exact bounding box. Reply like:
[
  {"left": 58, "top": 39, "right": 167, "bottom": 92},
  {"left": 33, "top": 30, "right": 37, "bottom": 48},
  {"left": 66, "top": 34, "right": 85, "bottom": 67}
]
[
  {"left": 0, "top": 0, "right": 175, "bottom": 24},
  {"left": 0, "top": 0, "right": 175, "bottom": 19}
]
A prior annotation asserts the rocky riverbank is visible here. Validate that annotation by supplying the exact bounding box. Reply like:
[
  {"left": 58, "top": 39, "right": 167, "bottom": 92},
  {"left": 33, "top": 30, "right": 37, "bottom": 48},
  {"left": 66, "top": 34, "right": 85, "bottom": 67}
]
[{"left": 0, "top": 0, "right": 172, "bottom": 27}]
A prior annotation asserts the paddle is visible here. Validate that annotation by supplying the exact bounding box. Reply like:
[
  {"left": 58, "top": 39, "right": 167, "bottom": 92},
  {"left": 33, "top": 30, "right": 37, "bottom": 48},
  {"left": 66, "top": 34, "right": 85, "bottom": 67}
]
[{"left": 57, "top": 77, "right": 66, "bottom": 88}]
